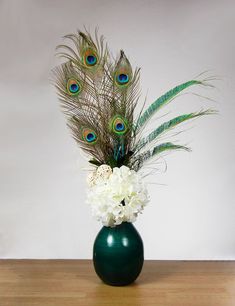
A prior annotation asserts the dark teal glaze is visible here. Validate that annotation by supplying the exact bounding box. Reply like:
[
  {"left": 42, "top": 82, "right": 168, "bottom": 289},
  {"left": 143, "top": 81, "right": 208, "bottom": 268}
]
[{"left": 93, "top": 222, "right": 144, "bottom": 286}]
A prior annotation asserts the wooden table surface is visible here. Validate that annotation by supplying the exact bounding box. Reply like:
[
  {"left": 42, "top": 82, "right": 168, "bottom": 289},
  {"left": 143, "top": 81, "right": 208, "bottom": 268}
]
[{"left": 0, "top": 260, "right": 234, "bottom": 306}]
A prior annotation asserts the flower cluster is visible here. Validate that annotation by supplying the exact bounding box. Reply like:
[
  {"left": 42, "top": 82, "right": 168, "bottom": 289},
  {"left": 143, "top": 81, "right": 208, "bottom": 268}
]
[{"left": 86, "top": 165, "right": 149, "bottom": 227}]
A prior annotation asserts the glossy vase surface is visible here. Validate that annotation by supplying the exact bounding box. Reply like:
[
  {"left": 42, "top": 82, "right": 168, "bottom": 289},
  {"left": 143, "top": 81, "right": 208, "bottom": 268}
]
[{"left": 93, "top": 222, "right": 144, "bottom": 286}]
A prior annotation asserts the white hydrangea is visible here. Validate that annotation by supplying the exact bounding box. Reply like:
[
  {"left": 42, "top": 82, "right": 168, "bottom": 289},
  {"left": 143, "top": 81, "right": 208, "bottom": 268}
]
[{"left": 86, "top": 165, "right": 149, "bottom": 227}]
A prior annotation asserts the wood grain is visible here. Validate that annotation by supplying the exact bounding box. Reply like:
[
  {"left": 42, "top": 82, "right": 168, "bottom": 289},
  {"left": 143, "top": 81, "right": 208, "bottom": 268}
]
[{"left": 0, "top": 260, "right": 234, "bottom": 306}]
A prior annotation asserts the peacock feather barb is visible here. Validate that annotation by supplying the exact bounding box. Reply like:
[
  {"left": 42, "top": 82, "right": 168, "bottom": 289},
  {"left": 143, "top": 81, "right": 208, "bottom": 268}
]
[{"left": 52, "top": 29, "right": 216, "bottom": 172}]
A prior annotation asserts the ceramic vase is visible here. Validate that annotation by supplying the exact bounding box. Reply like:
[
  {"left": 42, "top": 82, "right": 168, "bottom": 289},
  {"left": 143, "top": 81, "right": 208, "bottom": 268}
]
[{"left": 93, "top": 222, "right": 144, "bottom": 286}]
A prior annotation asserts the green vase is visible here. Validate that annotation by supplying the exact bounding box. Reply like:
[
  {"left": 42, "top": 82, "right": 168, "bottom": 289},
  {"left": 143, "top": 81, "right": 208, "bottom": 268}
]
[{"left": 93, "top": 222, "right": 144, "bottom": 286}]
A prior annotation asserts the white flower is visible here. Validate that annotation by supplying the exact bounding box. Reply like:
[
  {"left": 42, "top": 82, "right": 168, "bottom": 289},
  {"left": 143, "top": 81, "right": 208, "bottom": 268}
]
[{"left": 86, "top": 165, "right": 149, "bottom": 227}]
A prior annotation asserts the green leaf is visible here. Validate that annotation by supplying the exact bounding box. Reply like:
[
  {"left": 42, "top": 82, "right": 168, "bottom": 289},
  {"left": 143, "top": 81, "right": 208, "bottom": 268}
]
[
  {"left": 135, "top": 80, "right": 202, "bottom": 130},
  {"left": 89, "top": 159, "right": 102, "bottom": 166},
  {"left": 136, "top": 109, "right": 215, "bottom": 151}
]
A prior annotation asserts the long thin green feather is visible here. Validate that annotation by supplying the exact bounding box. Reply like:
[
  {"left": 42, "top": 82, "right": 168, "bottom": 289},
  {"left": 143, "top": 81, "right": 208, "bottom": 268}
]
[
  {"left": 136, "top": 109, "right": 215, "bottom": 151},
  {"left": 131, "top": 142, "right": 190, "bottom": 171},
  {"left": 135, "top": 80, "right": 203, "bottom": 130},
  {"left": 152, "top": 142, "right": 190, "bottom": 156}
]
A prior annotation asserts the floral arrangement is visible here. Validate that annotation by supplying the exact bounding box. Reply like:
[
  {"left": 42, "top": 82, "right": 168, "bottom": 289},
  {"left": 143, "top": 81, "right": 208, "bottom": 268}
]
[
  {"left": 52, "top": 29, "right": 215, "bottom": 227},
  {"left": 87, "top": 165, "right": 149, "bottom": 227}
]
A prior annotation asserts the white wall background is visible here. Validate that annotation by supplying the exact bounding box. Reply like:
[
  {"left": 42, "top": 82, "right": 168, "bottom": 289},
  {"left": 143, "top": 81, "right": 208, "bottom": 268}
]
[{"left": 0, "top": 0, "right": 234, "bottom": 259}]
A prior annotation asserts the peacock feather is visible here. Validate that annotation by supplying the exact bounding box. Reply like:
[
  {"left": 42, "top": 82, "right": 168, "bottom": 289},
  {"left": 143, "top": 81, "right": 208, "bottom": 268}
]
[{"left": 52, "top": 29, "right": 216, "bottom": 172}]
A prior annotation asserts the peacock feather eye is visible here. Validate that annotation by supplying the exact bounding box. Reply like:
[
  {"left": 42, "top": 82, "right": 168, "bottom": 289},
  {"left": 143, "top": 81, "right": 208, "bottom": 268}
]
[
  {"left": 116, "top": 73, "right": 129, "bottom": 85},
  {"left": 110, "top": 116, "right": 128, "bottom": 135},
  {"left": 67, "top": 78, "right": 81, "bottom": 96},
  {"left": 82, "top": 128, "right": 97, "bottom": 144},
  {"left": 83, "top": 49, "right": 98, "bottom": 67}
]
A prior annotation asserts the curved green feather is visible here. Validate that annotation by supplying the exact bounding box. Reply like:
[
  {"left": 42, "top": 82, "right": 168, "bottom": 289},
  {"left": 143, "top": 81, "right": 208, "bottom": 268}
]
[
  {"left": 152, "top": 142, "right": 190, "bottom": 156},
  {"left": 135, "top": 80, "right": 203, "bottom": 130},
  {"left": 136, "top": 109, "right": 215, "bottom": 151},
  {"left": 131, "top": 142, "right": 190, "bottom": 171}
]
